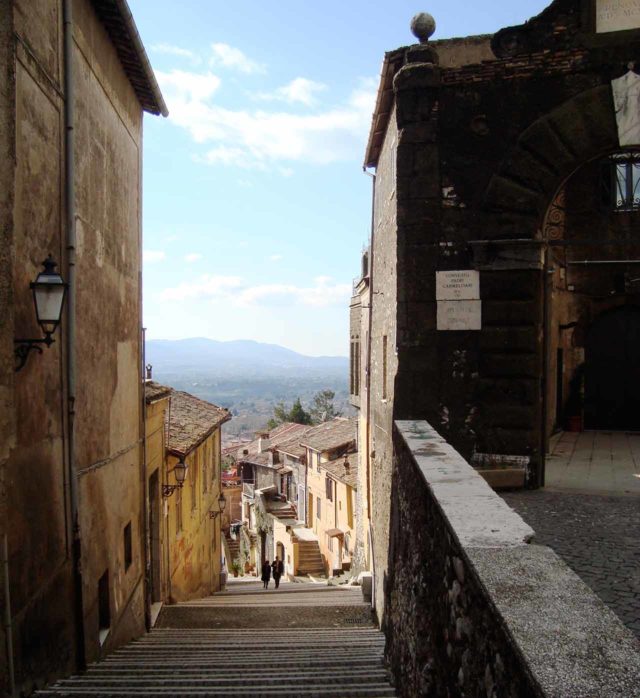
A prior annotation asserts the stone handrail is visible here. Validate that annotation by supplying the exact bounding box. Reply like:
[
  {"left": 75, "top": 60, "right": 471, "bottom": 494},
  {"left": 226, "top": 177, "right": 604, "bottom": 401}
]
[{"left": 388, "top": 420, "right": 640, "bottom": 698}]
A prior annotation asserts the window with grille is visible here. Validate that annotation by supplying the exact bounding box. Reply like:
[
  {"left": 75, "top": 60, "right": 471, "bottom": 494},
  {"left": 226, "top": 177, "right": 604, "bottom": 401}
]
[{"left": 604, "top": 152, "right": 640, "bottom": 212}]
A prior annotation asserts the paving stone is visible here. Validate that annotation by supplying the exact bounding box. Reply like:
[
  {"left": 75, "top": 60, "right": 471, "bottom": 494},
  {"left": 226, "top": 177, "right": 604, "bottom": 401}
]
[{"left": 502, "top": 489, "right": 640, "bottom": 639}]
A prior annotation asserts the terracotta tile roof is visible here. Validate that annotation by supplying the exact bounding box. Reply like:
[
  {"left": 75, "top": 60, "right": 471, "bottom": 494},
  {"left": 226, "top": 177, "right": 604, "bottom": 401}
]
[
  {"left": 300, "top": 417, "right": 356, "bottom": 454},
  {"left": 166, "top": 390, "right": 231, "bottom": 457},
  {"left": 321, "top": 452, "right": 358, "bottom": 490},
  {"left": 144, "top": 380, "right": 172, "bottom": 404},
  {"left": 89, "top": 0, "right": 168, "bottom": 116},
  {"left": 237, "top": 422, "right": 310, "bottom": 466}
]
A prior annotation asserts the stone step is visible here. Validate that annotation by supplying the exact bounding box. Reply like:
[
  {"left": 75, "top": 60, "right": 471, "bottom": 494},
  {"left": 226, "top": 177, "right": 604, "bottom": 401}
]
[{"left": 35, "top": 681, "right": 396, "bottom": 698}]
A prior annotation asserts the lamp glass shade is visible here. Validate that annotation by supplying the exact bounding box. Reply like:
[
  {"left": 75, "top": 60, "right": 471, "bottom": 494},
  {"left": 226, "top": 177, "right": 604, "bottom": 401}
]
[
  {"left": 174, "top": 459, "right": 188, "bottom": 485},
  {"left": 218, "top": 492, "right": 227, "bottom": 512},
  {"left": 31, "top": 256, "right": 67, "bottom": 335}
]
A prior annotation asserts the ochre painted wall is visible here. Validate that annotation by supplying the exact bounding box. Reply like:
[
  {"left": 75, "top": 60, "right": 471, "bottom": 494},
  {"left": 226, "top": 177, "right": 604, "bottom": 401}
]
[{"left": 166, "top": 429, "right": 224, "bottom": 602}]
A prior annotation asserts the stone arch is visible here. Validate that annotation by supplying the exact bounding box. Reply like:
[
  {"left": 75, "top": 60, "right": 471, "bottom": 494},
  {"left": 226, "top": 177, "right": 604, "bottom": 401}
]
[{"left": 483, "top": 85, "right": 620, "bottom": 236}]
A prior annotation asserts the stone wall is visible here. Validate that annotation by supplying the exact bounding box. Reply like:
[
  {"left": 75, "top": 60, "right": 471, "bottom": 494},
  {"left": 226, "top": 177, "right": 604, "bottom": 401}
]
[{"left": 386, "top": 420, "right": 640, "bottom": 698}]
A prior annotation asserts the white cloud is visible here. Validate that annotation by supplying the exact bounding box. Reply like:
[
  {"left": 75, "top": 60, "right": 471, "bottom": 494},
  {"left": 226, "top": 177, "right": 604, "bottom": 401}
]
[
  {"left": 151, "top": 43, "right": 201, "bottom": 65},
  {"left": 269, "top": 254, "right": 283, "bottom": 262},
  {"left": 210, "top": 43, "right": 266, "bottom": 74},
  {"left": 158, "top": 70, "right": 377, "bottom": 170},
  {"left": 235, "top": 277, "right": 351, "bottom": 308},
  {"left": 159, "top": 275, "right": 243, "bottom": 302},
  {"left": 184, "top": 253, "right": 203, "bottom": 263},
  {"left": 156, "top": 70, "right": 221, "bottom": 115},
  {"left": 257, "top": 78, "right": 327, "bottom": 106},
  {"left": 143, "top": 250, "right": 166, "bottom": 263},
  {"left": 159, "top": 274, "right": 350, "bottom": 308}
]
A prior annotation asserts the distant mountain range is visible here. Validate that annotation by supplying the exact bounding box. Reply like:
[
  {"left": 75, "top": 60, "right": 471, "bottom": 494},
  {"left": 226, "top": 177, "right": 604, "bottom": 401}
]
[
  {"left": 145, "top": 339, "right": 351, "bottom": 440},
  {"left": 145, "top": 338, "right": 348, "bottom": 377}
]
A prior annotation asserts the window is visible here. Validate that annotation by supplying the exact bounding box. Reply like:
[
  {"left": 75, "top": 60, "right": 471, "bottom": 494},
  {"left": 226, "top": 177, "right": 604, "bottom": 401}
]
[
  {"left": 123, "top": 522, "right": 132, "bottom": 571},
  {"left": 605, "top": 152, "right": 640, "bottom": 212},
  {"left": 202, "top": 443, "right": 208, "bottom": 494},
  {"left": 190, "top": 455, "right": 197, "bottom": 511},
  {"left": 327, "top": 534, "right": 333, "bottom": 552},
  {"left": 382, "top": 335, "right": 388, "bottom": 400},
  {"left": 325, "top": 477, "right": 333, "bottom": 502},
  {"left": 98, "top": 570, "right": 110, "bottom": 644},
  {"left": 316, "top": 497, "right": 321, "bottom": 520},
  {"left": 176, "top": 488, "right": 183, "bottom": 533},
  {"left": 350, "top": 340, "right": 361, "bottom": 396}
]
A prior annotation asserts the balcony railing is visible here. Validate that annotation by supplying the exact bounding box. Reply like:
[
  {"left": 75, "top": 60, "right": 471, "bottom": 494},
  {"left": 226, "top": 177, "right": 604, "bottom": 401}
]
[{"left": 243, "top": 482, "right": 255, "bottom": 498}]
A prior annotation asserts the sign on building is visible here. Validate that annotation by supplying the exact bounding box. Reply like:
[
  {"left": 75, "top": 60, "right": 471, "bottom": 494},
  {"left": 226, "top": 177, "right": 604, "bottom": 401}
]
[
  {"left": 596, "top": 0, "right": 640, "bottom": 33},
  {"left": 436, "top": 270, "right": 480, "bottom": 301},
  {"left": 437, "top": 300, "right": 482, "bottom": 331},
  {"left": 436, "top": 270, "right": 481, "bottom": 330}
]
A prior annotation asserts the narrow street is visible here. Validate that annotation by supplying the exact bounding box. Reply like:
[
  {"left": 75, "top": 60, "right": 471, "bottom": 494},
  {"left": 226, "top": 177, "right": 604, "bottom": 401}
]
[{"left": 37, "top": 581, "right": 396, "bottom": 697}]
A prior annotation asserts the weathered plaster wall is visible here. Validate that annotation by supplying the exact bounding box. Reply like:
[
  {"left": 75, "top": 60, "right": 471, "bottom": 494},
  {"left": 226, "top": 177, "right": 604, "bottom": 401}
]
[
  {"left": 0, "top": 1, "right": 16, "bottom": 693},
  {"left": 6, "top": 0, "right": 150, "bottom": 688},
  {"left": 8, "top": 1, "right": 75, "bottom": 691},
  {"left": 387, "top": 421, "right": 640, "bottom": 698},
  {"left": 71, "top": 0, "right": 145, "bottom": 663},
  {"left": 167, "top": 429, "right": 223, "bottom": 602}
]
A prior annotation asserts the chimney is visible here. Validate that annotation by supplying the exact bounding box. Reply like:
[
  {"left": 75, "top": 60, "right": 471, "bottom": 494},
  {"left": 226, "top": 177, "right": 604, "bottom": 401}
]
[
  {"left": 145, "top": 363, "right": 153, "bottom": 381},
  {"left": 258, "top": 433, "right": 271, "bottom": 453}
]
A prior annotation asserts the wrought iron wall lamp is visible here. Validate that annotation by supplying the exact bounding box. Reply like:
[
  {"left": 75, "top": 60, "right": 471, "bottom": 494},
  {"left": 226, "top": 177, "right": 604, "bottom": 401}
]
[
  {"left": 162, "top": 458, "right": 188, "bottom": 497},
  {"left": 208, "top": 492, "right": 227, "bottom": 519},
  {"left": 14, "top": 255, "right": 68, "bottom": 371}
]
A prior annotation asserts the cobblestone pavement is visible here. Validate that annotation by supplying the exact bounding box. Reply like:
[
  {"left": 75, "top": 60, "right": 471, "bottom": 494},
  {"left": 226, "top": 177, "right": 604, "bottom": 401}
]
[{"left": 502, "top": 489, "right": 640, "bottom": 639}]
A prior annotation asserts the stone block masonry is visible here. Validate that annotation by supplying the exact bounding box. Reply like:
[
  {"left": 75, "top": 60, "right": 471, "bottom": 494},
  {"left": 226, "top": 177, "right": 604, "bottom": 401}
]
[{"left": 385, "top": 420, "right": 640, "bottom": 698}]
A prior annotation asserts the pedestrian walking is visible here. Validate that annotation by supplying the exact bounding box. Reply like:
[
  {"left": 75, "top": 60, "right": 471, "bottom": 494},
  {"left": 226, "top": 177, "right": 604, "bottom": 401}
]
[
  {"left": 261, "top": 559, "right": 271, "bottom": 589},
  {"left": 272, "top": 557, "right": 284, "bottom": 589}
]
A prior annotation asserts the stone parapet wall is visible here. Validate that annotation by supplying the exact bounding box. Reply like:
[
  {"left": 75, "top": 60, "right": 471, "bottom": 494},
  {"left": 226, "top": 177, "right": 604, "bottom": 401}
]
[{"left": 385, "top": 420, "right": 640, "bottom": 697}]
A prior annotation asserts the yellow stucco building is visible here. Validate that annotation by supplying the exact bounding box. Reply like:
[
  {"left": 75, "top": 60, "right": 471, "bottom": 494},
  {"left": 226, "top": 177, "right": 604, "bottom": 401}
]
[
  {"left": 301, "top": 419, "right": 357, "bottom": 575},
  {"left": 164, "top": 391, "right": 231, "bottom": 602}
]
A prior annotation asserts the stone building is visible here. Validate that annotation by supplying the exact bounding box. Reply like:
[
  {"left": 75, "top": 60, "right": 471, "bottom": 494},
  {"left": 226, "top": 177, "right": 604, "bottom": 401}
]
[
  {"left": 352, "top": 0, "right": 640, "bottom": 618},
  {"left": 164, "top": 390, "right": 231, "bottom": 601},
  {"left": 0, "top": 0, "right": 166, "bottom": 693}
]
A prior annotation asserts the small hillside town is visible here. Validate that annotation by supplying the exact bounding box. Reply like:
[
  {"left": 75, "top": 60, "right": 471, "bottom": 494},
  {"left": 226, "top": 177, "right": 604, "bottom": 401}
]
[{"left": 2, "top": 0, "right": 640, "bottom": 696}]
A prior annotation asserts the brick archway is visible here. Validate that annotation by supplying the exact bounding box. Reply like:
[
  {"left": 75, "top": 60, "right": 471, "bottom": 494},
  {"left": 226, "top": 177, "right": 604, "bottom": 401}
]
[{"left": 483, "top": 85, "right": 620, "bottom": 234}]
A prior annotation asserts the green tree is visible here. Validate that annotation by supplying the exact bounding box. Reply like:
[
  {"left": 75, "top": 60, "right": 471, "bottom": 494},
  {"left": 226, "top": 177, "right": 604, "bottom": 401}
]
[
  {"left": 266, "top": 397, "right": 312, "bottom": 429},
  {"left": 309, "top": 389, "right": 342, "bottom": 424}
]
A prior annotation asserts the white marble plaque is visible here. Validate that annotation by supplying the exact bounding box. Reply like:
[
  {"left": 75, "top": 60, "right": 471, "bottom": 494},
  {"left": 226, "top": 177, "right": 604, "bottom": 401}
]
[
  {"left": 436, "top": 270, "right": 480, "bottom": 301},
  {"left": 596, "top": 0, "right": 640, "bottom": 33},
  {"left": 437, "top": 300, "right": 482, "bottom": 331}
]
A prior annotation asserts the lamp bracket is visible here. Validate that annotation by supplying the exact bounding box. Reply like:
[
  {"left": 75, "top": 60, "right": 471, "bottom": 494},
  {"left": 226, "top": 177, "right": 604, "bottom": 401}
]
[
  {"left": 208, "top": 510, "right": 221, "bottom": 520},
  {"left": 162, "top": 484, "right": 179, "bottom": 498},
  {"left": 14, "top": 336, "right": 54, "bottom": 372}
]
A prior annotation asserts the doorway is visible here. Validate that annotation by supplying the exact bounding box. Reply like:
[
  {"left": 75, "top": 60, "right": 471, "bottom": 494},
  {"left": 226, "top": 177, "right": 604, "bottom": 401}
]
[
  {"left": 148, "top": 469, "right": 161, "bottom": 602},
  {"left": 584, "top": 306, "right": 640, "bottom": 430}
]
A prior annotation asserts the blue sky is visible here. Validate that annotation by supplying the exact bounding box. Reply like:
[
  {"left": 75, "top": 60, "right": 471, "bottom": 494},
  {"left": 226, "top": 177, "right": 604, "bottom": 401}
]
[{"left": 131, "top": 0, "right": 549, "bottom": 356}]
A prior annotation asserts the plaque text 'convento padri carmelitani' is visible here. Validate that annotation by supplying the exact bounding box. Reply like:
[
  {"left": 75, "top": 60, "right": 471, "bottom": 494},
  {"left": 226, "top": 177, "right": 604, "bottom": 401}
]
[{"left": 597, "top": 0, "right": 640, "bottom": 33}]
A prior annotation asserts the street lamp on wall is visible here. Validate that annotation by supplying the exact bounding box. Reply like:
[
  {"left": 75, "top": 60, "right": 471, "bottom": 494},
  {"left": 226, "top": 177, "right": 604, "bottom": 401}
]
[
  {"left": 14, "top": 255, "right": 68, "bottom": 372},
  {"left": 162, "top": 458, "right": 188, "bottom": 498},
  {"left": 208, "top": 492, "right": 227, "bottom": 520}
]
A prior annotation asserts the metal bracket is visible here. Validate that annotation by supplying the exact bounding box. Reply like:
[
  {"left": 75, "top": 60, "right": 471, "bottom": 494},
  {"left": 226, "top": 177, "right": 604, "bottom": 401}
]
[
  {"left": 162, "top": 484, "right": 179, "bottom": 498},
  {"left": 14, "top": 335, "right": 54, "bottom": 372}
]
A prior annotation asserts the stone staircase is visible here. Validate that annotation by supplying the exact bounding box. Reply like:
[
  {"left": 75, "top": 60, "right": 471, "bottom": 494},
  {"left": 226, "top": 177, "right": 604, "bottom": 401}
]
[
  {"left": 37, "top": 581, "right": 396, "bottom": 697},
  {"left": 296, "top": 539, "right": 326, "bottom": 576},
  {"left": 224, "top": 529, "right": 240, "bottom": 564}
]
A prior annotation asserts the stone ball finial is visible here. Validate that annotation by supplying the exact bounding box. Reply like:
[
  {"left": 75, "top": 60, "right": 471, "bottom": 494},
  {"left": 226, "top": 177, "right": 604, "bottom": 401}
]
[{"left": 410, "top": 12, "right": 436, "bottom": 44}]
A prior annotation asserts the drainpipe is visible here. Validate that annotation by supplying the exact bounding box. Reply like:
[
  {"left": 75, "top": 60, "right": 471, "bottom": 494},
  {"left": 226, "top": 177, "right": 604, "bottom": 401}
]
[
  {"left": 2, "top": 534, "right": 15, "bottom": 695},
  {"left": 63, "top": 0, "right": 86, "bottom": 670},
  {"left": 141, "top": 328, "right": 151, "bottom": 631}
]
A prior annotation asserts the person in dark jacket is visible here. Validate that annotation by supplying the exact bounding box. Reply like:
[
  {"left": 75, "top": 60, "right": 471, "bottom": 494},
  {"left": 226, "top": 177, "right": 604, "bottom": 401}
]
[
  {"left": 261, "top": 559, "right": 271, "bottom": 589},
  {"left": 271, "top": 557, "right": 284, "bottom": 589}
]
